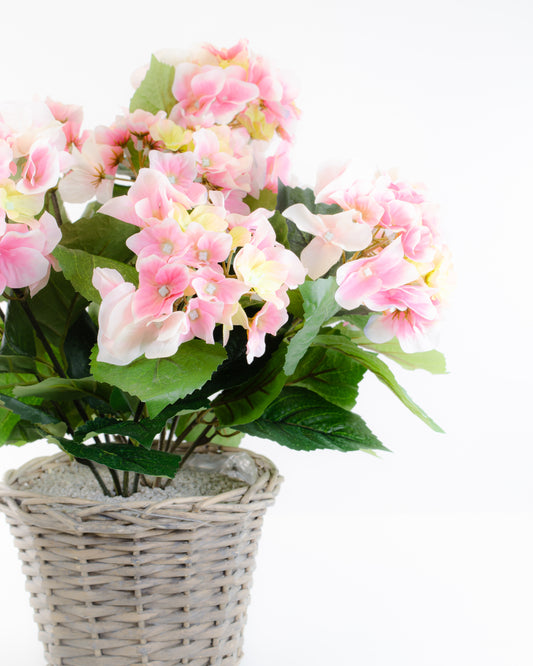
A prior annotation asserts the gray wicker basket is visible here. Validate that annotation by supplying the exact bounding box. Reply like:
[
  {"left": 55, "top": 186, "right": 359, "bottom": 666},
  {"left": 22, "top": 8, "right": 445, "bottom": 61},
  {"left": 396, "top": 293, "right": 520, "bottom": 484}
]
[{"left": 0, "top": 447, "right": 281, "bottom": 666}]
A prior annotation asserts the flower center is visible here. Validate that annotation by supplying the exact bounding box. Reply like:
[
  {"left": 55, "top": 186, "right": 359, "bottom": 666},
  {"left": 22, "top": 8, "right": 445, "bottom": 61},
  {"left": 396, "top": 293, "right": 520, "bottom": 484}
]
[
  {"left": 161, "top": 242, "right": 173, "bottom": 254},
  {"left": 158, "top": 285, "right": 170, "bottom": 298},
  {"left": 198, "top": 250, "right": 209, "bottom": 262},
  {"left": 205, "top": 282, "right": 217, "bottom": 295},
  {"left": 324, "top": 231, "right": 334, "bottom": 242},
  {"left": 189, "top": 309, "right": 199, "bottom": 320}
]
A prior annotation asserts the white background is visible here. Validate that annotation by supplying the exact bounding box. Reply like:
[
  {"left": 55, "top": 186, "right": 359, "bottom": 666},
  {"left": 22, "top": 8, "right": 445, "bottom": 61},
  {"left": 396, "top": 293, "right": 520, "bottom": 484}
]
[{"left": 0, "top": 1, "right": 532, "bottom": 664}]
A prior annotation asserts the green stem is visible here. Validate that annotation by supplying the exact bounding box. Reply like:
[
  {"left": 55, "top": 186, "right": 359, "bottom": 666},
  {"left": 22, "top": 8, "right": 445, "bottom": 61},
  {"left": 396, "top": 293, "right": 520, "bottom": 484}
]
[
  {"left": 77, "top": 459, "right": 111, "bottom": 497},
  {"left": 164, "top": 415, "right": 180, "bottom": 452},
  {"left": 19, "top": 296, "right": 65, "bottom": 378},
  {"left": 123, "top": 471, "right": 130, "bottom": 497},
  {"left": 49, "top": 190, "right": 63, "bottom": 227},
  {"left": 18, "top": 291, "right": 102, "bottom": 437},
  {"left": 170, "top": 410, "right": 208, "bottom": 453},
  {"left": 109, "top": 468, "right": 122, "bottom": 496},
  {"left": 161, "top": 424, "right": 215, "bottom": 491},
  {"left": 179, "top": 424, "right": 214, "bottom": 467}
]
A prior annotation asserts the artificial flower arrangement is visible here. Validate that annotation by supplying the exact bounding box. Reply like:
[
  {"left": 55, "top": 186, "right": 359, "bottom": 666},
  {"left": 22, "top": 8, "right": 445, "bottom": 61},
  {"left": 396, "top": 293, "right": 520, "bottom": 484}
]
[{"left": 0, "top": 40, "right": 450, "bottom": 497}]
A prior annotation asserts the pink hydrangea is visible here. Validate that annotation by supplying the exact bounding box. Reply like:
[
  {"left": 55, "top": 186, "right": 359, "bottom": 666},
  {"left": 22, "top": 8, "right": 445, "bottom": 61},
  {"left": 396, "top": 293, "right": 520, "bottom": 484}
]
[{"left": 0, "top": 211, "right": 61, "bottom": 296}]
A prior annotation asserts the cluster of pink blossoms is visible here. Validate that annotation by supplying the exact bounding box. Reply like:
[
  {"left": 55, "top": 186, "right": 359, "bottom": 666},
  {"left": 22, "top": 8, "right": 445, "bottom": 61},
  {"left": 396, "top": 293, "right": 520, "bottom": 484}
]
[
  {"left": 0, "top": 100, "right": 83, "bottom": 294},
  {"left": 93, "top": 179, "right": 306, "bottom": 365},
  {"left": 60, "top": 39, "right": 299, "bottom": 214},
  {"left": 284, "top": 163, "right": 452, "bottom": 353}
]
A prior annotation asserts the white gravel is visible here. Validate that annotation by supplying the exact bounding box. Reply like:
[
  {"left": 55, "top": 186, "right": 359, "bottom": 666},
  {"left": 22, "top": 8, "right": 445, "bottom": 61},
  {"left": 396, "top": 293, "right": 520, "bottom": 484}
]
[{"left": 20, "top": 459, "right": 246, "bottom": 503}]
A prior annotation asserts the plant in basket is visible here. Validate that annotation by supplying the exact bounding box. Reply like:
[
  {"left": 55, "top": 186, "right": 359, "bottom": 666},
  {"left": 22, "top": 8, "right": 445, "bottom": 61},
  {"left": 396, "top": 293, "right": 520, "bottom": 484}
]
[{"left": 0, "top": 39, "right": 451, "bottom": 666}]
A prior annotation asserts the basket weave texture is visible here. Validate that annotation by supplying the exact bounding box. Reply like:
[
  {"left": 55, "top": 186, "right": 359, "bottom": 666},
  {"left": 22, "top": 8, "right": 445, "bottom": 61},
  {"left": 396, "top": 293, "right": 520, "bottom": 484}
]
[{"left": 0, "top": 447, "right": 281, "bottom": 666}]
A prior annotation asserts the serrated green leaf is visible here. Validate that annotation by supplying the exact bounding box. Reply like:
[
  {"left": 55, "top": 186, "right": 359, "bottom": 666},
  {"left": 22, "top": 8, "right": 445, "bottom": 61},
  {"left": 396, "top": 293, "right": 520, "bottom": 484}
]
[
  {"left": 213, "top": 347, "right": 287, "bottom": 426},
  {"left": 129, "top": 55, "right": 176, "bottom": 115},
  {"left": 64, "top": 311, "right": 97, "bottom": 378},
  {"left": 73, "top": 416, "right": 159, "bottom": 449},
  {"left": 13, "top": 377, "right": 112, "bottom": 404},
  {"left": 284, "top": 276, "right": 340, "bottom": 375},
  {"left": 244, "top": 188, "right": 278, "bottom": 212},
  {"left": 0, "top": 407, "right": 21, "bottom": 446},
  {"left": 91, "top": 339, "right": 227, "bottom": 408},
  {"left": 55, "top": 437, "right": 181, "bottom": 477},
  {"left": 276, "top": 183, "right": 343, "bottom": 216},
  {"left": 25, "top": 270, "right": 88, "bottom": 348},
  {"left": 59, "top": 213, "right": 136, "bottom": 263},
  {"left": 0, "top": 393, "right": 60, "bottom": 425},
  {"left": 1, "top": 300, "right": 36, "bottom": 357},
  {"left": 288, "top": 345, "right": 365, "bottom": 410},
  {"left": 0, "top": 354, "right": 36, "bottom": 374},
  {"left": 269, "top": 210, "right": 289, "bottom": 248},
  {"left": 312, "top": 333, "right": 444, "bottom": 432},
  {"left": 53, "top": 245, "right": 138, "bottom": 304},
  {"left": 238, "top": 387, "right": 386, "bottom": 452},
  {"left": 335, "top": 321, "right": 448, "bottom": 374}
]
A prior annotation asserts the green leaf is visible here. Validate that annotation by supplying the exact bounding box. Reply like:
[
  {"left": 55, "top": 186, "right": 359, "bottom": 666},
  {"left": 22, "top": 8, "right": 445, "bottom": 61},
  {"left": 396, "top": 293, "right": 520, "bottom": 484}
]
[
  {"left": 25, "top": 270, "right": 88, "bottom": 348},
  {"left": 0, "top": 407, "right": 21, "bottom": 445},
  {"left": 64, "top": 311, "right": 97, "bottom": 378},
  {"left": 238, "top": 387, "right": 386, "bottom": 452},
  {"left": 312, "top": 333, "right": 444, "bottom": 432},
  {"left": 59, "top": 213, "right": 136, "bottom": 263},
  {"left": 184, "top": 417, "right": 244, "bottom": 447},
  {"left": 73, "top": 416, "right": 161, "bottom": 449},
  {"left": 330, "top": 315, "right": 447, "bottom": 374},
  {"left": 268, "top": 210, "right": 289, "bottom": 248},
  {"left": 13, "top": 377, "right": 112, "bottom": 404},
  {"left": 53, "top": 245, "right": 138, "bottom": 304},
  {"left": 277, "top": 183, "right": 344, "bottom": 216},
  {"left": 284, "top": 276, "right": 340, "bottom": 375},
  {"left": 0, "top": 354, "right": 37, "bottom": 374},
  {"left": 56, "top": 437, "right": 181, "bottom": 477},
  {"left": 129, "top": 55, "right": 176, "bottom": 115},
  {"left": 276, "top": 183, "right": 343, "bottom": 256},
  {"left": 0, "top": 371, "right": 40, "bottom": 397},
  {"left": 243, "top": 188, "right": 277, "bottom": 212},
  {"left": 0, "top": 393, "right": 60, "bottom": 425},
  {"left": 91, "top": 339, "right": 227, "bottom": 409},
  {"left": 288, "top": 345, "right": 366, "bottom": 410},
  {"left": 213, "top": 347, "right": 287, "bottom": 426},
  {"left": 1, "top": 300, "right": 36, "bottom": 357}
]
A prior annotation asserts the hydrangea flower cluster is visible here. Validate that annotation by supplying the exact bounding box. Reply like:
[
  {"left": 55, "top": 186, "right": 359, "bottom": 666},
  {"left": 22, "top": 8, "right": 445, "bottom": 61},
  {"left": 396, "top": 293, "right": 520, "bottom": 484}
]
[
  {"left": 59, "top": 39, "right": 299, "bottom": 214},
  {"left": 0, "top": 39, "right": 451, "bottom": 491},
  {"left": 94, "top": 181, "right": 305, "bottom": 365},
  {"left": 284, "top": 163, "right": 452, "bottom": 353},
  {"left": 0, "top": 100, "right": 82, "bottom": 294}
]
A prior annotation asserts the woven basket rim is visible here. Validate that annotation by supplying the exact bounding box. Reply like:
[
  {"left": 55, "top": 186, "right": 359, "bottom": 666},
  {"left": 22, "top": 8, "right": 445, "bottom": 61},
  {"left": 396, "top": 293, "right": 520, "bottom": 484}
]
[{"left": 0, "top": 446, "right": 282, "bottom": 531}]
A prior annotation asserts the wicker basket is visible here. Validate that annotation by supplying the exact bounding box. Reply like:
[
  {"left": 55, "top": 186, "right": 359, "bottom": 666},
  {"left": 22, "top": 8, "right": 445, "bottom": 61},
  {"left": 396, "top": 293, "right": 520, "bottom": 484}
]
[{"left": 0, "top": 446, "right": 281, "bottom": 666}]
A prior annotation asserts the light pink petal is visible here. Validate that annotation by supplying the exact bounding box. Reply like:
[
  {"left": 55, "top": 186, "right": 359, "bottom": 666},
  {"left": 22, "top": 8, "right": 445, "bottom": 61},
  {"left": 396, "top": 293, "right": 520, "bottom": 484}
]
[
  {"left": 300, "top": 237, "right": 342, "bottom": 279},
  {"left": 92, "top": 267, "right": 125, "bottom": 299},
  {"left": 283, "top": 203, "right": 324, "bottom": 236},
  {"left": 325, "top": 212, "right": 372, "bottom": 251}
]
